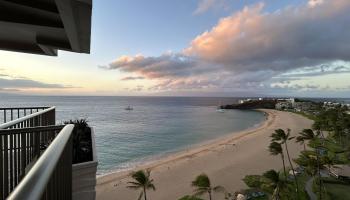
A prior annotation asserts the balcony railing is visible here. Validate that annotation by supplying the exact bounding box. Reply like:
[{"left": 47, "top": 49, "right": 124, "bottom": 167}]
[
  {"left": 0, "top": 107, "right": 55, "bottom": 130},
  {"left": 5, "top": 125, "right": 74, "bottom": 200},
  {"left": 0, "top": 107, "right": 74, "bottom": 200}
]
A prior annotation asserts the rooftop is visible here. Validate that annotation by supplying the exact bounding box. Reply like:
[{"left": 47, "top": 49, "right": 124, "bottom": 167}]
[
  {"left": 331, "top": 165, "right": 350, "bottom": 178},
  {"left": 0, "top": 0, "right": 92, "bottom": 56}
]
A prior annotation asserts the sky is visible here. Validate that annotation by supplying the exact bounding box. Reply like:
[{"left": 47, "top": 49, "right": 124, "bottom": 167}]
[{"left": 0, "top": 0, "right": 350, "bottom": 97}]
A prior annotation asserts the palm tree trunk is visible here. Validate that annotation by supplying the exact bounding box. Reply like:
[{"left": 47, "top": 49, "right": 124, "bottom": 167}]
[
  {"left": 208, "top": 191, "right": 212, "bottom": 200},
  {"left": 317, "top": 154, "right": 322, "bottom": 200},
  {"left": 284, "top": 142, "right": 300, "bottom": 198},
  {"left": 144, "top": 187, "right": 147, "bottom": 200},
  {"left": 281, "top": 154, "right": 287, "bottom": 178},
  {"left": 273, "top": 187, "right": 280, "bottom": 200},
  {"left": 303, "top": 143, "right": 306, "bottom": 151},
  {"left": 319, "top": 177, "right": 322, "bottom": 200},
  {"left": 320, "top": 130, "right": 325, "bottom": 146}
]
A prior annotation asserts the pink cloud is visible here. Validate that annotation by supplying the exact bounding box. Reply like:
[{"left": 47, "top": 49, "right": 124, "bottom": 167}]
[
  {"left": 103, "top": 0, "right": 350, "bottom": 93},
  {"left": 185, "top": 0, "right": 350, "bottom": 72}
]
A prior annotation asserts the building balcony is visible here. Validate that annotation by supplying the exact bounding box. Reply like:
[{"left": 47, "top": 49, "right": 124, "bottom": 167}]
[{"left": 0, "top": 106, "right": 97, "bottom": 200}]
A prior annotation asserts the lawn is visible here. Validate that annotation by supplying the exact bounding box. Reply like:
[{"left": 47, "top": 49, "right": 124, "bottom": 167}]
[
  {"left": 324, "top": 182, "right": 350, "bottom": 200},
  {"left": 285, "top": 110, "right": 317, "bottom": 121},
  {"left": 312, "top": 177, "right": 350, "bottom": 200},
  {"left": 296, "top": 173, "right": 312, "bottom": 200},
  {"left": 243, "top": 170, "right": 311, "bottom": 200}
]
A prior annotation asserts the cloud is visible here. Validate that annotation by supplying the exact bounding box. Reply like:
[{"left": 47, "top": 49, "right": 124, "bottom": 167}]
[
  {"left": 121, "top": 76, "right": 145, "bottom": 81},
  {"left": 0, "top": 78, "right": 70, "bottom": 88},
  {"left": 149, "top": 77, "right": 220, "bottom": 91},
  {"left": 103, "top": 0, "right": 350, "bottom": 94},
  {"left": 308, "top": 0, "right": 324, "bottom": 7},
  {"left": 106, "top": 53, "right": 213, "bottom": 79},
  {"left": 0, "top": 72, "right": 74, "bottom": 91},
  {"left": 124, "top": 85, "right": 144, "bottom": 92},
  {"left": 185, "top": 0, "right": 350, "bottom": 73},
  {"left": 194, "top": 0, "right": 229, "bottom": 15},
  {"left": 271, "top": 82, "right": 321, "bottom": 91},
  {"left": 0, "top": 73, "right": 10, "bottom": 77},
  {"left": 279, "top": 63, "right": 350, "bottom": 78},
  {"left": 0, "top": 88, "right": 19, "bottom": 92}
]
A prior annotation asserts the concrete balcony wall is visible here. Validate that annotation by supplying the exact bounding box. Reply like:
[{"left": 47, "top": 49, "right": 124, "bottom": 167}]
[{"left": 72, "top": 127, "right": 98, "bottom": 200}]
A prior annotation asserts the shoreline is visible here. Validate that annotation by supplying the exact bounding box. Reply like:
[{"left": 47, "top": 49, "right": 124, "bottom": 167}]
[
  {"left": 97, "top": 109, "right": 268, "bottom": 177},
  {"left": 97, "top": 109, "right": 273, "bottom": 184},
  {"left": 96, "top": 109, "right": 312, "bottom": 200}
]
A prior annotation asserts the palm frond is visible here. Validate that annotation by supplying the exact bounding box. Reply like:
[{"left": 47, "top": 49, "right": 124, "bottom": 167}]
[
  {"left": 193, "top": 189, "right": 208, "bottom": 197},
  {"left": 127, "top": 169, "right": 156, "bottom": 195},
  {"left": 213, "top": 185, "right": 226, "bottom": 193},
  {"left": 263, "top": 170, "right": 279, "bottom": 184},
  {"left": 137, "top": 191, "right": 144, "bottom": 200},
  {"left": 192, "top": 174, "right": 211, "bottom": 188},
  {"left": 147, "top": 182, "right": 156, "bottom": 191},
  {"left": 127, "top": 185, "right": 142, "bottom": 190},
  {"left": 269, "top": 142, "right": 283, "bottom": 155},
  {"left": 127, "top": 181, "right": 143, "bottom": 186}
]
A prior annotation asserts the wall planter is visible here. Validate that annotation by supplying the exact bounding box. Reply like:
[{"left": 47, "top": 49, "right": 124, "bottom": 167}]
[{"left": 72, "top": 126, "right": 98, "bottom": 200}]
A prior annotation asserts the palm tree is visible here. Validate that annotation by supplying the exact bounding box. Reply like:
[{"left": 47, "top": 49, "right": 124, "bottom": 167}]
[
  {"left": 295, "top": 136, "right": 306, "bottom": 151},
  {"left": 127, "top": 170, "right": 156, "bottom": 200},
  {"left": 191, "top": 173, "right": 225, "bottom": 200},
  {"left": 263, "top": 170, "right": 288, "bottom": 200},
  {"left": 296, "top": 129, "right": 319, "bottom": 150},
  {"left": 271, "top": 129, "right": 299, "bottom": 197},
  {"left": 269, "top": 141, "right": 287, "bottom": 177},
  {"left": 295, "top": 150, "right": 325, "bottom": 200},
  {"left": 322, "top": 155, "right": 336, "bottom": 174}
]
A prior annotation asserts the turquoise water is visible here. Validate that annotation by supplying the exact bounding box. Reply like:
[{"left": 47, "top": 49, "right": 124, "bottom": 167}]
[{"left": 0, "top": 96, "right": 265, "bottom": 174}]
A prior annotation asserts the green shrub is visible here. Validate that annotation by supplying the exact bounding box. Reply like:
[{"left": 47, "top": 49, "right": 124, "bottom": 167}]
[{"left": 64, "top": 119, "right": 93, "bottom": 164}]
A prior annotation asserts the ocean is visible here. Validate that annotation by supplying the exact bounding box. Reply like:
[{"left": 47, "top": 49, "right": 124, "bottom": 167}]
[{"left": 0, "top": 96, "right": 268, "bottom": 174}]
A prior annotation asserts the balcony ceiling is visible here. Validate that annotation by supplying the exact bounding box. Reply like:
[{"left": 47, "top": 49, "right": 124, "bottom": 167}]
[{"left": 0, "top": 0, "right": 92, "bottom": 56}]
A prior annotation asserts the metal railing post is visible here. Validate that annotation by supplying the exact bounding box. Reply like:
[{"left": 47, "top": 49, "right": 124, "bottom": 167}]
[{"left": 6, "top": 125, "right": 74, "bottom": 200}]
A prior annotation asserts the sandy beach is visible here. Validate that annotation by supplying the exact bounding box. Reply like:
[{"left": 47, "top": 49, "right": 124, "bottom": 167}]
[{"left": 96, "top": 109, "right": 313, "bottom": 200}]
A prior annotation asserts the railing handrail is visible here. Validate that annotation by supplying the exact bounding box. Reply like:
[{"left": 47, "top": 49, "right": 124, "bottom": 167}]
[
  {"left": 6, "top": 124, "right": 74, "bottom": 200},
  {"left": 0, "top": 106, "right": 56, "bottom": 129},
  {"left": 0, "top": 125, "right": 65, "bottom": 135},
  {"left": 0, "top": 106, "right": 50, "bottom": 110}
]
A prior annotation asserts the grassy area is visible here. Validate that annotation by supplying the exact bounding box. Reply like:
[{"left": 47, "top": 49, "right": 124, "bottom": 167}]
[
  {"left": 243, "top": 169, "right": 311, "bottom": 200},
  {"left": 295, "top": 173, "right": 312, "bottom": 200},
  {"left": 324, "top": 182, "right": 350, "bottom": 200},
  {"left": 309, "top": 137, "right": 350, "bottom": 164},
  {"left": 312, "top": 177, "right": 350, "bottom": 200},
  {"left": 284, "top": 110, "right": 317, "bottom": 121}
]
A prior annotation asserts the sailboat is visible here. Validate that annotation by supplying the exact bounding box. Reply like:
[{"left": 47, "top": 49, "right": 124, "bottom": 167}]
[
  {"left": 125, "top": 105, "right": 133, "bottom": 111},
  {"left": 216, "top": 102, "right": 225, "bottom": 113},
  {"left": 216, "top": 107, "right": 225, "bottom": 113}
]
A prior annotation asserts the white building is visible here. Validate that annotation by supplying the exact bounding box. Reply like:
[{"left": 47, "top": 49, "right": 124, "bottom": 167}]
[
  {"left": 294, "top": 102, "right": 313, "bottom": 111},
  {"left": 276, "top": 102, "right": 292, "bottom": 110}
]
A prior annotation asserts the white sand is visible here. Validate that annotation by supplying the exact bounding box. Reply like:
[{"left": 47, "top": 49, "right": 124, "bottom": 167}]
[{"left": 96, "top": 109, "right": 313, "bottom": 200}]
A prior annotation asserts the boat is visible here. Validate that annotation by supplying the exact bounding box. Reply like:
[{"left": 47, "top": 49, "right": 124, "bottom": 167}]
[
  {"left": 216, "top": 108, "right": 225, "bottom": 113},
  {"left": 216, "top": 102, "right": 225, "bottom": 113},
  {"left": 125, "top": 106, "right": 133, "bottom": 111}
]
